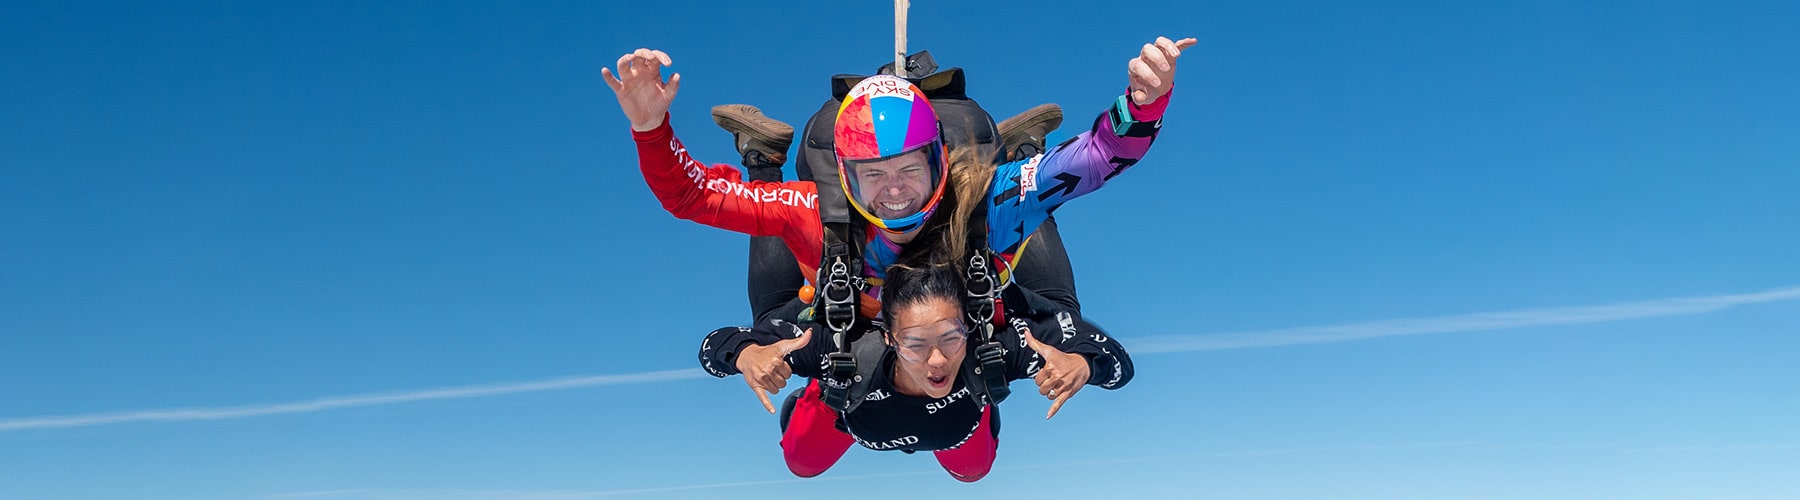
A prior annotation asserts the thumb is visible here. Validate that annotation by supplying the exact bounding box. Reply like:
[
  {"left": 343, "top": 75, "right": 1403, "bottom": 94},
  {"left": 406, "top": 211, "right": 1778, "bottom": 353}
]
[
  {"left": 601, "top": 67, "right": 623, "bottom": 92},
  {"left": 664, "top": 72, "right": 683, "bottom": 99},
  {"left": 1021, "top": 326, "right": 1054, "bottom": 355},
  {"left": 778, "top": 327, "right": 813, "bottom": 355}
]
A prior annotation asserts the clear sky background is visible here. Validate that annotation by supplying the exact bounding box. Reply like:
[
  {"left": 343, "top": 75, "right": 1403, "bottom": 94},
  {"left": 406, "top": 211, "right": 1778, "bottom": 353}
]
[{"left": 3, "top": 1, "right": 1797, "bottom": 498}]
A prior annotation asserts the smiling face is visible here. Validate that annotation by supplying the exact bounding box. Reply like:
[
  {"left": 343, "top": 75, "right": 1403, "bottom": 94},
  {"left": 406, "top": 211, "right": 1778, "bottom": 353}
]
[
  {"left": 886, "top": 296, "right": 969, "bottom": 399},
  {"left": 848, "top": 148, "right": 935, "bottom": 220}
]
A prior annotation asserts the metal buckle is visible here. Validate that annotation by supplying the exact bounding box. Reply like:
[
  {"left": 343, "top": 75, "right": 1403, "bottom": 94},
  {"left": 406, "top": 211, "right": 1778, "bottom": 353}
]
[
  {"left": 965, "top": 253, "right": 998, "bottom": 334},
  {"left": 821, "top": 352, "right": 858, "bottom": 412},
  {"left": 821, "top": 257, "right": 857, "bottom": 347},
  {"left": 975, "top": 341, "right": 1010, "bottom": 405}
]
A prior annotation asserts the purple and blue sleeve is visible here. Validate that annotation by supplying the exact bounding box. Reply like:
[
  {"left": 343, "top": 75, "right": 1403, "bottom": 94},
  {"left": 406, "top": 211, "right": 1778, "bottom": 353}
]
[{"left": 983, "top": 90, "right": 1172, "bottom": 254}]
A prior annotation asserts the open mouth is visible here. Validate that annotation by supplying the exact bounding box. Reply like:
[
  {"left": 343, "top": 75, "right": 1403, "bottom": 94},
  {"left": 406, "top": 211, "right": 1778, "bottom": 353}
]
[
  {"left": 879, "top": 201, "right": 912, "bottom": 213},
  {"left": 927, "top": 375, "right": 949, "bottom": 387}
]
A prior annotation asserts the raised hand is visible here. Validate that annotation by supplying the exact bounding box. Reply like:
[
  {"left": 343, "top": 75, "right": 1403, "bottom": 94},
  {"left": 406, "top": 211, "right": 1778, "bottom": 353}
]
[
  {"left": 1128, "top": 36, "right": 1198, "bottom": 106},
  {"left": 734, "top": 327, "right": 813, "bottom": 414},
  {"left": 601, "top": 48, "right": 682, "bottom": 132},
  {"left": 1021, "top": 326, "right": 1092, "bottom": 419}
]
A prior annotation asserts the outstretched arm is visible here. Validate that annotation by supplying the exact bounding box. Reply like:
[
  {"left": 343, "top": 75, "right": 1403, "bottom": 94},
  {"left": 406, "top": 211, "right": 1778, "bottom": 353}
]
[
  {"left": 607, "top": 49, "right": 823, "bottom": 242},
  {"left": 984, "top": 36, "right": 1199, "bottom": 254},
  {"left": 602, "top": 48, "right": 681, "bottom": 132}
]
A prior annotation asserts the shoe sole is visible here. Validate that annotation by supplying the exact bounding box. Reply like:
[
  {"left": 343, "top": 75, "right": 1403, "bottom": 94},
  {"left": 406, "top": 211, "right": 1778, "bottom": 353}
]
[
  {"left": 711, "top": 104, "right": 795, "bottom": 148},
  {"left": 997, "top": 103, "right": 1064, "bottom": 144}
]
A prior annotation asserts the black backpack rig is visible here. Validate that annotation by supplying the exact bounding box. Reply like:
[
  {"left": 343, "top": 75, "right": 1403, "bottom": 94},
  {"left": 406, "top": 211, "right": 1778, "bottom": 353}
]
[{"left": 797, "top": 51, "right": 1014, "bottom": 415}]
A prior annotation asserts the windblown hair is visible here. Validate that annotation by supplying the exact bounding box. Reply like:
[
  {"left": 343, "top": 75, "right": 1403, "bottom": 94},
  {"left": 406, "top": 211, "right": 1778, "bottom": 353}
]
[
  {"left": 943, "top": 144, "right": 999, "bottom": 263},
  {"left": 906, "top": 142, "right": 998, "bottom": 270}
]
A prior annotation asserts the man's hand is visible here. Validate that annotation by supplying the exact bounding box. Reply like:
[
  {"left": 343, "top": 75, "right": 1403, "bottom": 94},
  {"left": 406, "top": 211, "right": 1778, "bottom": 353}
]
[
  {"left": 602, "top": 48, "right": 681, "bottom": 132},
  {"left": 734, "top": 327, "right": 812, "bottom": 413},
  {"left": 1128, "top": 36, "right": 1198, "bottom": 106},
  {"left": 1022, "top": 327, "right": 1091, "bottom": 419}
]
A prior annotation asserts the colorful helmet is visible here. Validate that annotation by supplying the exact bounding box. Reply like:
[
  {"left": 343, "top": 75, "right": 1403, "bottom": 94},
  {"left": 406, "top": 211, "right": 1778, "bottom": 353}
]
[{"left": 834, "top": 75, "right": 948, "bottom": 234}]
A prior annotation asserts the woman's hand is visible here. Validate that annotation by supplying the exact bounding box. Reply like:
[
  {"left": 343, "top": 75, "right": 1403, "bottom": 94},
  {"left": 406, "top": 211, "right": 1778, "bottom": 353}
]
[
  {"left": 734, "top": 327, "right": 812, "bottom": 413},
  {"left": 1022, "top": 327, "right": 1091, "bottom": 419}
]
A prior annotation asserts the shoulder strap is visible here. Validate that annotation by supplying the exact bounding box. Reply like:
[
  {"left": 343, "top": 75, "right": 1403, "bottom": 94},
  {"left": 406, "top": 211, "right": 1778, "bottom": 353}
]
[
  {"left": 962, "top": 201, "right": 1011, "bottom": 407},
  {"left": 839, "top": 326, "right": 892, "bottom": 414},
  {"left": 816, "top": 221, "right": 868, "bottom": 413}
]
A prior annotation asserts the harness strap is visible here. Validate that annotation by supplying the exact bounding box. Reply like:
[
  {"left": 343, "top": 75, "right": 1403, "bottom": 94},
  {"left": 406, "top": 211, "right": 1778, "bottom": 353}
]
[
  {"left": 817, "top": 222, "right": 866, "bottom": 413},
  {"left": 961, "top": 200, "right": 1012, "bottom": 407},
  {"left": 964, "top": 248, "right": 1011, "bottom": 407},
  {"left": 838, "top": 327, "right": 891, "bottom": 414}
]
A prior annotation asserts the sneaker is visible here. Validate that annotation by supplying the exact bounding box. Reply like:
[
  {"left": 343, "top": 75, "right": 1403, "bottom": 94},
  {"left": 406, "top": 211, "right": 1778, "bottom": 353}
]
[
  {"left": 996, "top": 104, "right": 1063, "bottom": 162},
  {"left": 711, "top": 104, "right": 795, "bottom": 170}
]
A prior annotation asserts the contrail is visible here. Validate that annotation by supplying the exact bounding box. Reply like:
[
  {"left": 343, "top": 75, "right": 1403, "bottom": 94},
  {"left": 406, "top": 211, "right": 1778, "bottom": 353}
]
[
  {"left": 5, "top": 285, "right": 1796, "bottom": 433},
  {"left": 1128, "top": 285, "right": 1800, "bottom": 353},
  {"left": 0, "top": 369, "right": 706, "bottom": 432}
]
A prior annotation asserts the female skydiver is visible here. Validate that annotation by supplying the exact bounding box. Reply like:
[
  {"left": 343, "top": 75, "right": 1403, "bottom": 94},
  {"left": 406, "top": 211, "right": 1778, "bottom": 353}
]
[
  {"left": 698, "top": 257, "right": 1135, "bottom": 481},
  {"left": 602, "top": 36, "right": 1197, "bottom": 320}
]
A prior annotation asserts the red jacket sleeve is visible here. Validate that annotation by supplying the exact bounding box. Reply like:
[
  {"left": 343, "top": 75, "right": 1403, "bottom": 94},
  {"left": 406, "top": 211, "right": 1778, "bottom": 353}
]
[{"left": 632, "top": 115, "right": 820, "bottom": 238}]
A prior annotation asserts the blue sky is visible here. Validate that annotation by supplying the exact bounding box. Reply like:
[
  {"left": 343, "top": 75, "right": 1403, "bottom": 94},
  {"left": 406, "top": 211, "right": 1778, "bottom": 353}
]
[{"left": 3, "top": 1, "right": 1797, "bottom": 498}]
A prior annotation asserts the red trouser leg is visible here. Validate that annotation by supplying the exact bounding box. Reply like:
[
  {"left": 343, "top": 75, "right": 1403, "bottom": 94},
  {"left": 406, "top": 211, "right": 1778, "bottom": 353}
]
[
  {"left": 932, "top": 405, "right": 998, "bottom": 482},
  {"left": 780, "top": 380, "right": 855, "bottom": 477}
]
